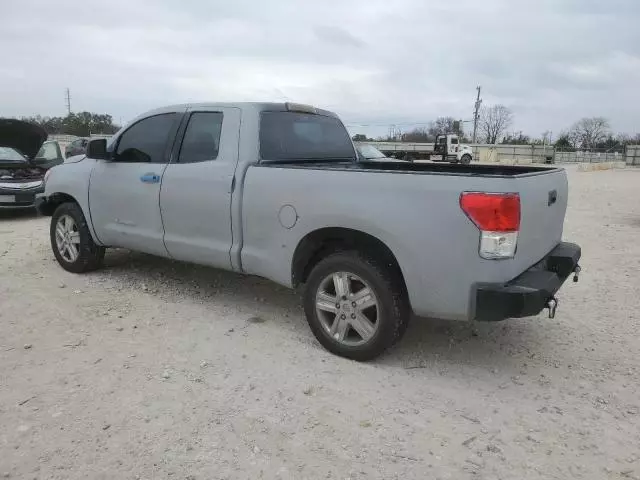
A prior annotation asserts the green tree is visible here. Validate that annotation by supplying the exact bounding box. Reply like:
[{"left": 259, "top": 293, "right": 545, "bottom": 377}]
[
  {"left": 554, "top": 134, "right": 575, "bottom": 151},
  {"left": 21, "top": 112, "right": 120, "bottom": 136},
  {"left": 595, "top": 135, "right": 624, "bottom": 151},
  {"left": 501, "top": 132, "right": 530, "bottom": 145}
]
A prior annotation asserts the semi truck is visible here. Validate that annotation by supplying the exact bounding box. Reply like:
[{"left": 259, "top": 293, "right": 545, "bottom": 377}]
[{"left": 355, "top": 134, "right": 474, "bottom": 164}]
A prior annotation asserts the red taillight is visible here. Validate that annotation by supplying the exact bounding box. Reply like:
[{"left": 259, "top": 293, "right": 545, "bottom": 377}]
[{"left": 460, "top": 192, "right": 520, "bottom": 232}]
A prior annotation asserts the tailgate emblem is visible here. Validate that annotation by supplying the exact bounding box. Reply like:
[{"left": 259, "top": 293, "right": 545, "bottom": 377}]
[{"left": 548, "top": 190, "right": 557, "bottom": 206}]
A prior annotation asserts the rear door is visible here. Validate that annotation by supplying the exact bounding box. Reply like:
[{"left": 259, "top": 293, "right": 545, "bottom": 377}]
[
  {"left": 159, "top": 107, "right": 241, "bottom": 269},
  {"left": 88, "top": 112, "right": 181, "bottom": 255}
]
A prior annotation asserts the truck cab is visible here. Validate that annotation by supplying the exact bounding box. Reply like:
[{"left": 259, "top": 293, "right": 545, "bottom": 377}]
[{"left": 433, "top": 134, "right": 473, "bottom": 164}]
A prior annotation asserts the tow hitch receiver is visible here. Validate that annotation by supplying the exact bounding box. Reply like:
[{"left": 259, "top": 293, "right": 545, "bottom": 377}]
[
  {"left": 546, "top": 296, "right": 558, "bottom": 319},
  {"left": 573, "top": 265, "right": 581, "bottom": 283}
]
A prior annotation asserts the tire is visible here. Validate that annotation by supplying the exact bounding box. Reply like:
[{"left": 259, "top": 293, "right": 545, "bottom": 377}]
[
  {"left": 50, "top": 202, "right": 105, "bottom": 273},
  {"left": 303, "top": 251, "right": 410, "bottom": 361},
  {"left": 460, "top": 154, "right": 472, "bottom": 165}
]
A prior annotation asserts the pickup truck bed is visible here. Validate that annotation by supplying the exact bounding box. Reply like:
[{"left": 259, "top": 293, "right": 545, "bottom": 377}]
[
  {"left": 263, "top": 159, "right": 558, "bottom": 176},
  {"left": 38, "top": 101, "right": 581, "bottom": 361},
  {"left": 242, "top": 161, "right": 570, "bottom": 321}
]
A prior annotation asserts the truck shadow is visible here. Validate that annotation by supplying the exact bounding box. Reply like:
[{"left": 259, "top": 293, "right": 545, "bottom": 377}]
[
  {"left": 101, "top": 248, "right": 304, "bottom": 316},
  {"left": 380, "top": 316, "right": 548, "bottom": 375},
  {"left": 0, "top": 208, "right": 39, "bottom": 222},
  {"left": 100, "top": 249, "right": 552, "bottom": 376}
]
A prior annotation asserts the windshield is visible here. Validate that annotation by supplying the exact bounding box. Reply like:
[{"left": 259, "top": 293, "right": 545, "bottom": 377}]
[
  {"left": 357, "top": 144, "right": 387, "bottom": 159},
  {"left": 0, "top": 146, "right": 27, "bottom": 163},
  {"left": 260, "top": 111, "right": 355, "bottom": 162}
]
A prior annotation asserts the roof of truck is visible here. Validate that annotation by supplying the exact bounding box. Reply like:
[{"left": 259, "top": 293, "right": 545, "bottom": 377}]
[{"left": 135, "top": 102, "right": 339, "bottom": 120}]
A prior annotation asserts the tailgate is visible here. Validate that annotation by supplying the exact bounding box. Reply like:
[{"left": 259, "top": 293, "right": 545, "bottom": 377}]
[{"left": 513, "top": 168, "right": 568, "bottom": 272}]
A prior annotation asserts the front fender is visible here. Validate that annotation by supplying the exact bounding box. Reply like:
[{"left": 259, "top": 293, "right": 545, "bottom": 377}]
[{"left": 44, "top": 158, "right": 102, "bottom": 245}]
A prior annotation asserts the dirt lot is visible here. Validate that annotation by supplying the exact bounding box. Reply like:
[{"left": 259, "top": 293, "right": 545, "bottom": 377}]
[{"left": 1, "top": 167, "right": 639, "bottom": 480}]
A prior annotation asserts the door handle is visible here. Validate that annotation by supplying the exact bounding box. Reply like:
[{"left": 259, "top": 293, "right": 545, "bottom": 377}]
[{"left": 140, "top": 173, "right": 160, "bottom": 184}]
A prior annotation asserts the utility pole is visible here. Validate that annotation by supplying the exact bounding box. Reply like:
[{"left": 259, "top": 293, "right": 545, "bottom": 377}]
[
  {"left": 472, "top": 85, "right": 482, "bottom": 144},
  {"left": 65, "top": 88, "right": 72, "bottom": 115}
]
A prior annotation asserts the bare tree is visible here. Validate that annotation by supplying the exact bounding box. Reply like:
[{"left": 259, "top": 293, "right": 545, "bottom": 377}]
[
  {"left": 567, "top": 117, "right": 611, "bottom": 150},
  {"left": 428, "top": 117, "right": 462, "bottom": 137},
  {"left": 479, "top": 105, "right": 513, "bottom": 144},
  {"left": 400, "top": 127, "right": 431, "bottom": 142}
]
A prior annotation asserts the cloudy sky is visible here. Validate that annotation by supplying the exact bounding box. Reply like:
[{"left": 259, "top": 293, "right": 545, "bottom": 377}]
[{"left": 2, "top": 0, "right": 639, "bottom": 139}]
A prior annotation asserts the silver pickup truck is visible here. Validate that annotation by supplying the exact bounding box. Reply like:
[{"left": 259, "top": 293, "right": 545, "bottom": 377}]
[{"left": 37, "top": 102, "right": 581, "bottom": 360}]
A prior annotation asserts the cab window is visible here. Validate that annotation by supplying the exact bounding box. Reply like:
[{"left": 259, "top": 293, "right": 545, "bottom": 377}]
[
  {"left": 178, "top": 112, "right": 224, "bottom": 163},
  {"left": 114, "top": 114, "right": 178, "bottom": 163}
]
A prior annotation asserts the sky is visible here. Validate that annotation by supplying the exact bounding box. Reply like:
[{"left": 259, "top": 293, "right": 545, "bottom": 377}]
[{"left": 2, "top": 0, "right": 639, "bottom": 140}]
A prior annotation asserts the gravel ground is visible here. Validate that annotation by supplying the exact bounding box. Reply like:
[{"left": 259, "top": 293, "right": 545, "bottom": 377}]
[{"left": 1, "top": 167, "right": 639, "bottom": 480}]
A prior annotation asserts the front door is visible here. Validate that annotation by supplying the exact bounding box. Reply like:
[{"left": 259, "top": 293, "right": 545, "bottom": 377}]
[
  {"left": 448, "top": 136, "right": 459, "bottom": 157},
  {"left": 88, "top": 112, "right": 181, "bottom": 256},
  {"left": 160, "top": 107, "right": 241, "bottom": 269}
]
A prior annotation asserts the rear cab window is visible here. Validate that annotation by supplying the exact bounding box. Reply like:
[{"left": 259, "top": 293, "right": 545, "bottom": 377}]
[{"left": 259, "top": 112, "right": 355, "bottom": 162}]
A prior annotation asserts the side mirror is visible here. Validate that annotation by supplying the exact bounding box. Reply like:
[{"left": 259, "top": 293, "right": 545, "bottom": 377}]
[{"left": 87, "top": 139, "right": 109, "bottom": 160}]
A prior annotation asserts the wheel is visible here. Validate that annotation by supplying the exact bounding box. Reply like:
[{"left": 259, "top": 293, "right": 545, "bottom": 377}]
[
  {"left": 50, "top": 202, "right": 105, "bottom": 273},
  {"left": 303, "top": 251, "right": 410, "bottom": 361},
  {"left": 460, "top": 154, "right": 472, "bottom": 165}
]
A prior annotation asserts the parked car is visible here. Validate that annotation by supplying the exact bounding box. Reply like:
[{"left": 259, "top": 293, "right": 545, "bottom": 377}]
[
  {"left": 37, "top": 102, "right": 581, "bottom": 360},
  {"left": 356, "top": 144, "right": 401, "bottom": 161},
  {"left": 0, "top": 119, "right": 64, "bottom": 209},
  {"left": 65, "top": 137, "right": 89, "bottom": 158}
]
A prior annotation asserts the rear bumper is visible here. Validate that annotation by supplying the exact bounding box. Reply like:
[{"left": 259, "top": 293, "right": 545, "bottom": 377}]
[{"left": 474, "top": 242, "right": 581, "bottom": 322}]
